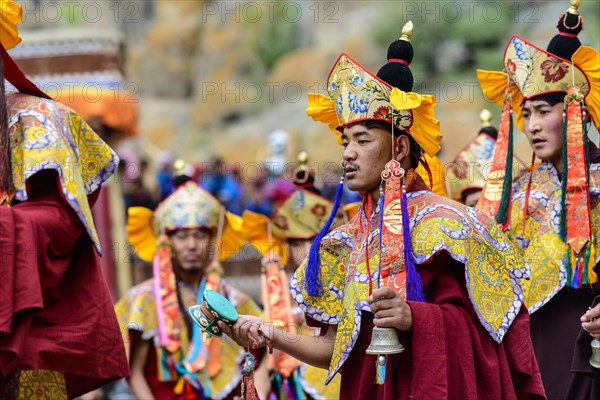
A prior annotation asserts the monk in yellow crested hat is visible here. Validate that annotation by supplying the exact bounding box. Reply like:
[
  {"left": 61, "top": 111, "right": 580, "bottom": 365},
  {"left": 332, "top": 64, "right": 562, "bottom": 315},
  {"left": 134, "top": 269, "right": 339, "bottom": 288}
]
[
  {"left": 219, "top": 21, "right": 544, "bottom": 400},
  {"left": 116, "top": 160, "right": 271, "bottom": 399},
  {"left": 477, "top": 1, "right": 600, "bottom": 397}
]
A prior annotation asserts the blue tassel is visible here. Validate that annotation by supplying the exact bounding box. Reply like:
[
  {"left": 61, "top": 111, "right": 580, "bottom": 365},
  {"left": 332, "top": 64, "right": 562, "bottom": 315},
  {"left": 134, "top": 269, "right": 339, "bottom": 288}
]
[
  {"left": 306, "top": 175, "right": 344, "bottom": 296},
  {"left": 401, "top": 184, "right": 426, "bottom": 302},
  {"left": 571, "top": 255, "right": 580, "bottom": 289},
  {"left": 375, "top": 355, "right": 386, "bottom": 385},
  {"left": 377, "top": 185, "right": 385, "bottom": 288}
]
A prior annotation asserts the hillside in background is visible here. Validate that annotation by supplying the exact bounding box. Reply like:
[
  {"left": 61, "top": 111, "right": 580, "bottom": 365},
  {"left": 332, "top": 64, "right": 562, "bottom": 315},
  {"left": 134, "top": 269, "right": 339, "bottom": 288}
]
[{"left": 14, "top": 0, "right": 600, "bottom": 178}]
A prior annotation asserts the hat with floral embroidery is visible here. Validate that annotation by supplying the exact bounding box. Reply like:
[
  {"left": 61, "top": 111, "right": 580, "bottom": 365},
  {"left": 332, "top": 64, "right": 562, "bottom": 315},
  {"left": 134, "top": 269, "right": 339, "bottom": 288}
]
[
  {"left": 307, "top": 21, "right": 442, "bottom": 158},
  {"left": 127, "top": 160, "right": 244, "bottom": 263}
]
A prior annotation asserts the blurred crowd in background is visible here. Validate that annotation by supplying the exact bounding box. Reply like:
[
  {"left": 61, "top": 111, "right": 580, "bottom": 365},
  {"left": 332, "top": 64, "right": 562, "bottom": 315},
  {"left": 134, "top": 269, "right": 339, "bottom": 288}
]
[{"left": 119, "top": 150, "right": 361, "bottom": 217}]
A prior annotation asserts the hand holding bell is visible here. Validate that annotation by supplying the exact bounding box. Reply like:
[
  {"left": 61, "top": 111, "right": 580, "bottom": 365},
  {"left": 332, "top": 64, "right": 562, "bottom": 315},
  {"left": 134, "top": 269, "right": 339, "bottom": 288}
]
[
  {"left": 368, "top": 287, "right": 413, "bottom": 334},
  {"left": 583, "top": 306, "right": 600, "bottom": 369},
  {"left": 366, "top": 287, "right": 408, "bottom": 384}
]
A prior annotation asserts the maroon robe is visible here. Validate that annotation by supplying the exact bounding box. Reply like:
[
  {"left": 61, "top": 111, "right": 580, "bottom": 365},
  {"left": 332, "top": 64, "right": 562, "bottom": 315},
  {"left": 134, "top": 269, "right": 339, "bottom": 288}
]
[
  {"left": 565, "top": 295, "right": 600, "bottom": 399},
  {"left": 529, "top": 286, "right": 596, "bottom": 399},
  {"left": 0, "top": 172, "right": 129, "bottom": 397},
  {"left": 312, "top": 253, "right": 546, "bottom": 400}
]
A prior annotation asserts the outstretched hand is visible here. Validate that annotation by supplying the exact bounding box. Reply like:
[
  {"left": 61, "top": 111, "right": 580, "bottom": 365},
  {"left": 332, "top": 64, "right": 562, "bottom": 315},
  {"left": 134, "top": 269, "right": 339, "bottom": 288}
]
[
  {"left": 367, "top": 287, "right": 412, "bottom": 332},
  {"left": 581, "top": 304, "right": 600, "bottom": 339},
  {"left": 219, "top": 315, "right": 274, "bottom": 349}
]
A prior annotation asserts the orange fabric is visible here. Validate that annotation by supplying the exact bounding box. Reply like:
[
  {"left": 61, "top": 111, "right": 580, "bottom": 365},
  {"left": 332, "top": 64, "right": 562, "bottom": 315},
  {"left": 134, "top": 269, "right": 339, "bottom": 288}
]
[
  {"left": 154, "top": 241, "right": 181, "bottom": 354},
  {"left": 204, "top": 272, "right": 222, "bottom": 378},
  {"left": 205, "top": 338, "right": 222, "bottom": 378},
  {"left": 50, "top": 90, "right": 138, "bottom": 137},
  {"left": 381, "top": 268, "right": 407, "bottom": 296},
  {"left": 477, "top": 101, "right": 512, "bottom": 225},
  {"left": 261, "top": 256, "right": 298, "bottom": 378},
  {"left": 565, "top": 87, "right": 591, "bottom": 254},
  {"left": 379, "top": 164, "right": 413, "bottom": 299}
]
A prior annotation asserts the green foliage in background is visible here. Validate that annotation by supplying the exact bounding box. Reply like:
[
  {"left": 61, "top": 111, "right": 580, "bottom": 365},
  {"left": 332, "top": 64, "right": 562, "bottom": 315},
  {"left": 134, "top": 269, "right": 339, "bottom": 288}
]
[
  {"left": 371, "top": 0, "right": 516, "bottom": 82},
  {"left": 251, "top": 0, "right": 300, "bottom": 71}
]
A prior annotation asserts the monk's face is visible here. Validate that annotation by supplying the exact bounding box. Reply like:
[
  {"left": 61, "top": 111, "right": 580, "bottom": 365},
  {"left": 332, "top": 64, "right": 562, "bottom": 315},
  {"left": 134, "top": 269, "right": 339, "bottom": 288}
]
[
  {"left": 522, "top": 100, "right": 563, "bottom": 168},
  {"left": 170, "top": 228, "right": 213, "bottom": 273},
  {"left": 340, "top": 124, "right": 394, "bottom": 193}
]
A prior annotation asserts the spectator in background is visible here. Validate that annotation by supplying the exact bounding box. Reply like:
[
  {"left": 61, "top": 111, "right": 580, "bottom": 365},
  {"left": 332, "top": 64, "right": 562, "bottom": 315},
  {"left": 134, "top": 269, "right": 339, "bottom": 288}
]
[
  {"left": 127, "top": 159, "right": 156, "bottom": 210},
  {"left": 156, "top": 151, "right": 175, "bottom": 201},
  {"left": 242, "top": 181, "right": 272, "bottom": 216},
  {"left": 119, "top": 149, "right": 156, "bottom": 211},
  {"left": 200, "top": 155, "right": 243, "bottom": 215},
  {"left": 262, "top": 162, "right": 297, "bottom": 208}
]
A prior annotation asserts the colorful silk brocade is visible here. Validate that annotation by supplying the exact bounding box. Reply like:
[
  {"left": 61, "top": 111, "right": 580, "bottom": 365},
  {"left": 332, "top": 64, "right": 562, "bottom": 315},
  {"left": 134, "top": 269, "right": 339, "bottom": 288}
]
[
  {"left": 1, "top": 370, "right": 67, "bottom": 400},
  {"left": 509, "top": 163, "right": 600, "bottom": 313},
  {"left": 7, "top": 92, "right": 118, "bottom": 254}
]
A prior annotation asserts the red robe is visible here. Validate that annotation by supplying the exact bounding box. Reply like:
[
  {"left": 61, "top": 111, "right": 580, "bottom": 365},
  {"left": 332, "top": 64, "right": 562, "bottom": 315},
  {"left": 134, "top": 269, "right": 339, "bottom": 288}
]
[
  {"left": 312, "top": 253, "right": 546, "bottom": 399},
  {"left": 0, "top": 172, "right": 129, "bottom": 397}
]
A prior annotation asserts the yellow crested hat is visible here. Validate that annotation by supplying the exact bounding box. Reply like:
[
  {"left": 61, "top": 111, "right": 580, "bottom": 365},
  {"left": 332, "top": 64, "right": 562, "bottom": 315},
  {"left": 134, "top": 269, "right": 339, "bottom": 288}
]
[
  {"left": 0, "top": 0, "right": 22, "bottom": 50},
  {"left": 478, "top": 1, "right": 599, "bottom": 131},
  {"left": 153, "top": 181, "right": 221, "bottom": 234},
  {"left": 416, "top": 153, "right": 448, "bottom": 197},
  {"left": 270, "top": 153, "right": 346, "bottom": 241},
  {"left": 306, "top": 22, "right": 442, "bottom": 158},
  {"left": 447, "top": 110, "right": 497, "bottom": 202},
  {"left": 127, "top": 179, "right": 244, "bottom": 263}
]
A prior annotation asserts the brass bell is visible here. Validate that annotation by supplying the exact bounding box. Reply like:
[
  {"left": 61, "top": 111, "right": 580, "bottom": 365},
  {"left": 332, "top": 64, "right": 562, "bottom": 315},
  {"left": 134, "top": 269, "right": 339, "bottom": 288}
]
[
  {"left": 590, "top": 338, "right": 600, "bottom": 369},
  {"left": 366, "top": 326, "right": 405, "bottom": 355}
]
